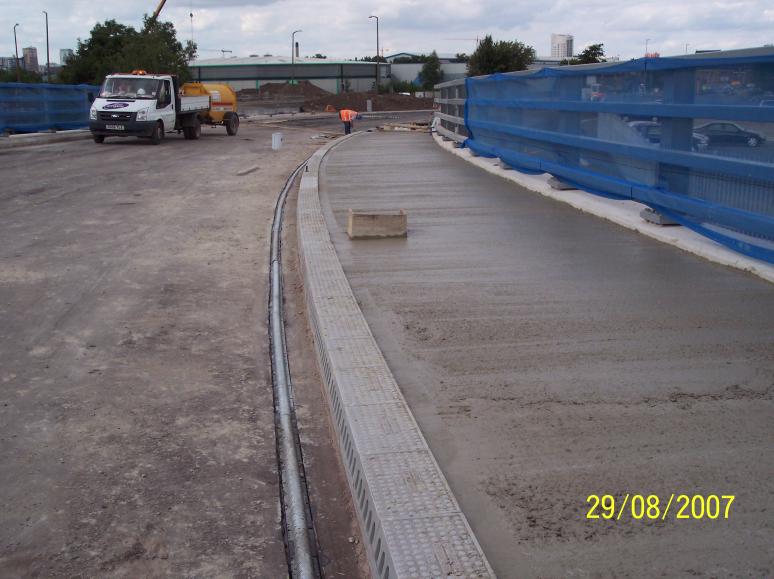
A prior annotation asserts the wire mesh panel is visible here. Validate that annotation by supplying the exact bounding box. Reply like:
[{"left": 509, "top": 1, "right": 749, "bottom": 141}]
[{"left": 463, "top": 49, "right": 774, "bottom": 263}]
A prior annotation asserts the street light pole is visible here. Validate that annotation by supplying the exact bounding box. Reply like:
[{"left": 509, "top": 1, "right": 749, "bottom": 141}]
[
  {"left": 13, "top": 23, "right": 20, "bottom": 82},
  {"left": 645, "top": 38, "right": 650, "bottom": 57},
  {"left": 291, "top": 29, "right": 301, "bottom": 86},
  {"left": 43, "top": 11, "right": 50, "bottom": 82},
  {"left": 369, "top": 15, "right": 379, "bottom": 92}
]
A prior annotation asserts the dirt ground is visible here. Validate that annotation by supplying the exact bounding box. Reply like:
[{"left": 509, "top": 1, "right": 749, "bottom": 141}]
[
  {"left": 302, "top": 92, "right": 434, "bottom": 112},
  {"left": 319, "top": 131, "right": 774, "bottom": 577},
  {"left": 238, "top": 82, "right": 434, "bottom": 112},
  {"left": 0, "top": 122, "right": 364, "bottom": 577}
]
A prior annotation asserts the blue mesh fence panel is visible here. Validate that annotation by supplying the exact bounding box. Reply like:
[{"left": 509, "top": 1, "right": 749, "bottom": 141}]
[
  {"left": 463, "top": 51, "right": 774, "bottom": 263},
  {"left": 0, "top": 83, "right": 99, "bottom": 134}
]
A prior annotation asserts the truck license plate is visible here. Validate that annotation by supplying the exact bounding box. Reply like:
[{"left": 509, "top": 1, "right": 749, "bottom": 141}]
[{"left": 105, "top": 124, "right": 124, "bottom": 130}]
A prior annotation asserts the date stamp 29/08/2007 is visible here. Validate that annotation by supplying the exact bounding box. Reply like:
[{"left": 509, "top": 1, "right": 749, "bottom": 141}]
[{"left": 586, "top": 494, "right": 735, "bottom": 521}]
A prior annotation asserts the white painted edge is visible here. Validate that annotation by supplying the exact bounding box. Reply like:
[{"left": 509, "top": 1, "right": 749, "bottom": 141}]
[{"left": 433, "top": 133, "right": 774, "bottom": 284}]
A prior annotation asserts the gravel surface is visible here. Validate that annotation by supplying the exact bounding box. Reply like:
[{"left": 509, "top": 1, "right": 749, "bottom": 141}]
[{"left": 0, "top": 122, "right": 362, "bottom": 577}]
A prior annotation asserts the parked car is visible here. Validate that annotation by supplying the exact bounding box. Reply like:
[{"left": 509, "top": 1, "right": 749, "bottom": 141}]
[
  {"left": 628, "top": 121, "right": 710, "bottom": 151},
  {"left": 693, "top": 122, "right": 766, "bottom": 147}
]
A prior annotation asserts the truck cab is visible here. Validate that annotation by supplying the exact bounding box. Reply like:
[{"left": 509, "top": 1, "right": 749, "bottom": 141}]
[{"left": 89, "top": 72, "right": 210, "bottom": 144}]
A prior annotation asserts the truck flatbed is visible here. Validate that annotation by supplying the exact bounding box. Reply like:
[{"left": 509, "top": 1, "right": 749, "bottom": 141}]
[{"left": 179, "top": 95, "right": 210, "bottom": 113}]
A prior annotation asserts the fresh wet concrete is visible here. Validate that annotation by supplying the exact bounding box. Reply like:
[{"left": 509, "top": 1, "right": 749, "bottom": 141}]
[{"left": 319, "top": 131, "right": 774, "bottom": 577}]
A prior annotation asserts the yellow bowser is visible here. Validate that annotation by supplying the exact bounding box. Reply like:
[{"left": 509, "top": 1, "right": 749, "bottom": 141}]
[{"left": 181, "top": 82, "right": 240, "bottom": 135}]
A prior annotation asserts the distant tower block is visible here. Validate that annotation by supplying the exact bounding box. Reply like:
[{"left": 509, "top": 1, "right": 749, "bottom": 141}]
[{"left": 551, "top": 34, "right": 574, "bottom": 59}]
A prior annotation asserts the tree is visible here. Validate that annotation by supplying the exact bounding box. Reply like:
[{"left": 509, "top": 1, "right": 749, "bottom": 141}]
[
  {"left": 577, "top": 43, "right": 606, "bottom": 64},
  {"left": 454, "top": 53, "right": 469, "bottom": 63},
  {"left": 0, "top": 68, "right": 42, "bottom": 83},
  {"left": 418, "top": 51, "right": 443, "bottom": 89},
  {"left": 313, "top": 53, "right": 327, "bottom": 59},
  {"left": 561, "top": 43, "right": 606, "bottom": 65},
  {"left": 124, "top": 17, "right": 197, "bottom": 80},
  {"left": 58, "top": 20, "right": 136, "bottom": 84},
  {"left": 467, "top": 35, "right": 535, "bottom": 77},
  {"left": 389, "top": 79, "right": 417, "bottom": 94},
  {"left": 59, "top": 17, "right": 196, "bottom": 85}
]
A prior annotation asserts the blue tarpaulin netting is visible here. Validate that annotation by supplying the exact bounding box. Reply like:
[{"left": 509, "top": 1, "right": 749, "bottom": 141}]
[
  {"left": 464, "top": 51, "right": 774, "bottom": 263},
  {"left": 0, "top": 83, "right": 99, "bottom": 134}
]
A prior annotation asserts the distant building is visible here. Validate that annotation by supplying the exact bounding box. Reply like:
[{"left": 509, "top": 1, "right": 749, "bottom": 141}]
[
  {"left": 531, "top": 55, "right": 565, "bottom": 68},
  {"left": 189, "top": 55, "right": 387, "bottom": 93},
  {"left": 550, "top": 34, "right": 574, "bottom": 59},
  {"left": 384, "top": 52, "right": 462, "bottom": 64},
  {"left": 390, "top": 62, "right": 468, "bottom": 84},
  {"left": 60, "top": 48, "right": 74, "bottom": 64},
  {"left": 23, "top": 47, "right": 38, "bottom": 71},
  {"left": 0, "top": 56, "right": 18, "bottom": 71}
]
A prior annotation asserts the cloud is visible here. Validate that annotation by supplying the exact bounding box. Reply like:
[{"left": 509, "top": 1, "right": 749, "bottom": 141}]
[{"left": 1, "top": 0, "right": 772, "bottom": 63}]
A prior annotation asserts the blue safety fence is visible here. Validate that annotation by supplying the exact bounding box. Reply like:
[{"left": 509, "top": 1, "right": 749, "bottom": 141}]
[
  {"left": 463, "top": 48, "right": 774, "bottom": 263},
  {"left": 0, "top": 82, "right": 100, "bottom": 134}
]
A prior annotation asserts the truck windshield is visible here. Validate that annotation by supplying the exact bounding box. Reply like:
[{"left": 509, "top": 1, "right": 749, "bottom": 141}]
[{"left": 100, "top": 78, "right": 159, "bottom": 99}]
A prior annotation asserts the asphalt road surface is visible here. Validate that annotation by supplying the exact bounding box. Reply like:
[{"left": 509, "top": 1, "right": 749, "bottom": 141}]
[
  {"left": 0, "top": 123, "right": 364, "bottom": 577},
  {"left": 319, "top": 131, "right": 774, "bottom": 577}
]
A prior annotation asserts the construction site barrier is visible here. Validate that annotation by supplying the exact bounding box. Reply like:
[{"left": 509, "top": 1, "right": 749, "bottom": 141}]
[
  {"left": 437, "top": 48, "right": 774, "bottom": 263},
  {"left": 0, "top": 82, "right": 99, "bottom": 134}
]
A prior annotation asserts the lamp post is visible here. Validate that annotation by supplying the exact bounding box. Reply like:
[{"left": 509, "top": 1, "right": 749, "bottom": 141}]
[
  {"left": 645, "top": 38, "right": 651, "bottom": 57},
  {"left": 291, "top": 29, "right": 301, "bottom": 85},
  {"left": 43, "top": 11, "right": 50, "bottom": 82},
  {"left": 369, "top": 15, "right": 379, "bottom": 92},
  {"left": 13, "top": 23, "right": 20, "bottom": 82}
]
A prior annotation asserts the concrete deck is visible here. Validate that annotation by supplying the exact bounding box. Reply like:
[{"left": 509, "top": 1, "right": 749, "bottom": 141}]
[{"left": 318, "top": 131, "right": 774, "bottom": 577}]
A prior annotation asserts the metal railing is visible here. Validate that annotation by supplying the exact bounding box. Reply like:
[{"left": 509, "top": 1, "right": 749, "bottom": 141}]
[
  {"left": 434, "top": 78, "right": 467, "bottom": 143},
  {"left": 434, "top": 48, "right": 774, "bottom": 263}
]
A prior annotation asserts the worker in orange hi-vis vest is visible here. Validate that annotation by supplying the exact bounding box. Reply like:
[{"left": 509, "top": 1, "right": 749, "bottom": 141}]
[{"left": 338, "top": 108, "right": 358, "bottom": 134}]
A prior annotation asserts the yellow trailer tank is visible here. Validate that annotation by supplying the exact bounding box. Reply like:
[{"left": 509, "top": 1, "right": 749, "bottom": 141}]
[{"left": 181, "top": 82, "right": 240, "bottom": 135}]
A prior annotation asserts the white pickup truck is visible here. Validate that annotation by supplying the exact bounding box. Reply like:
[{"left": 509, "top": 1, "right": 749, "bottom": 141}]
[{"left": 89, "top": 72, "right": 213, "bottom": 144}]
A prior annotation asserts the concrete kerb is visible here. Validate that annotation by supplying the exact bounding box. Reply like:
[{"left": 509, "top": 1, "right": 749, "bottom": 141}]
[
  {"left": 0, "top": 129, "right": 92, "bottom": 150},
  {"left": 297, "top": 132, "right": 495, "bottom": 578},
  {"left": 433, "top": 134, "right": 774, "bottom": 284}
]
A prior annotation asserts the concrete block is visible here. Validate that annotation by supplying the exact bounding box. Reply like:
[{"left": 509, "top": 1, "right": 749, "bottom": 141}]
[
  {"left": 640, "top": 207, "right": 680, "bottom": 226},
  {"left": 548, "top": 176, "right": 578, "bottom": 190},
  {"left": 347, "top": 209, "right": 407, "bottom": 239}
]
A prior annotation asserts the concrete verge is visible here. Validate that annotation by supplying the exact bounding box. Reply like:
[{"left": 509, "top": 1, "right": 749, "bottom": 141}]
[
  {"left": 433, "top": 134, "right": 774, "bottom": 284},
  {"left": 0, "top": 129, "right": 91, "bottom": 150},
  {"left": 297, "top": 134, "right": 494, "bottom": 578}
]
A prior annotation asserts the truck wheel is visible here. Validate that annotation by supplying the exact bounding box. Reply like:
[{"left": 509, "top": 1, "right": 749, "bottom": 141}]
[
  {"left": 150, "top": 122, "right": 164, "bottom": 145},
  {"left": 226, "top": 113, "right": 239, "bottom": 136},
  {"left": 93, "top": 134, "right": 105, "bottom": 144},
  {"left": 191, "top": 117, "right": 201, "bottom": 140}
]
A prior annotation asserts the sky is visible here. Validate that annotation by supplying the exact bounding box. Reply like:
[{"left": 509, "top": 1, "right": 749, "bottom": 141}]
[{"left": 2, "top": 0, "right": 773, "bottom": 64}]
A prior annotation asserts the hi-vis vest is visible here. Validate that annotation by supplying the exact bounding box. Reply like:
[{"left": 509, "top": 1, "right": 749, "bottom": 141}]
[{"left": 339, "top": 109, "right": 357, "bottom": 122}]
